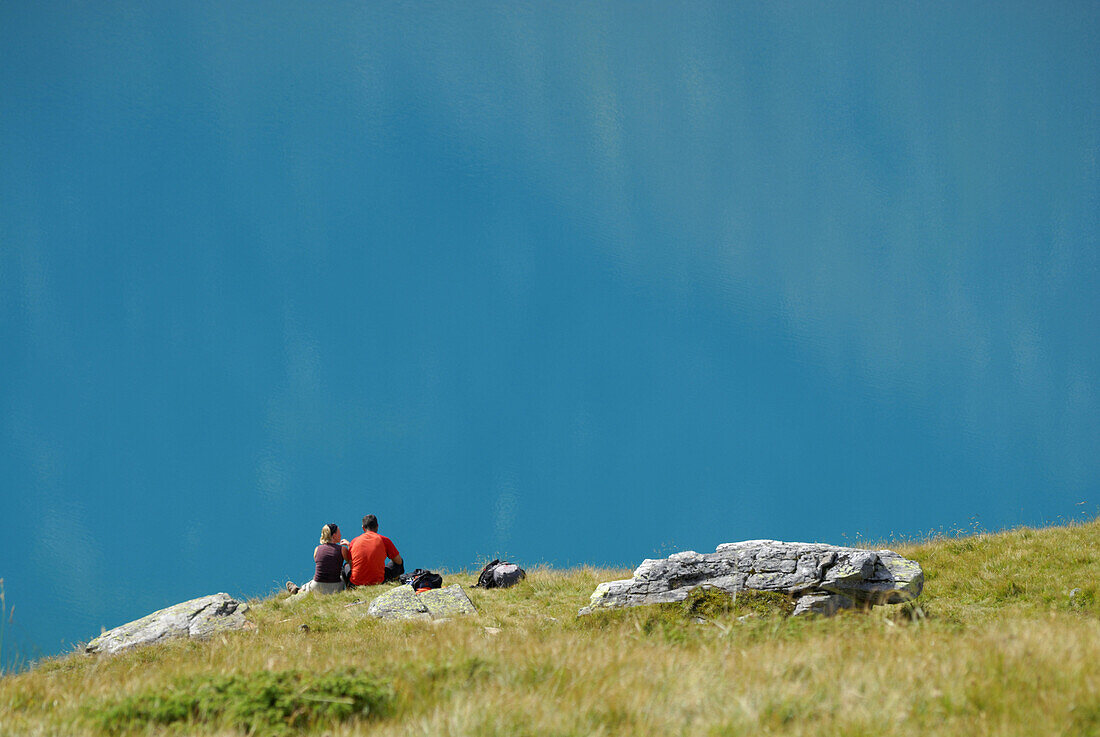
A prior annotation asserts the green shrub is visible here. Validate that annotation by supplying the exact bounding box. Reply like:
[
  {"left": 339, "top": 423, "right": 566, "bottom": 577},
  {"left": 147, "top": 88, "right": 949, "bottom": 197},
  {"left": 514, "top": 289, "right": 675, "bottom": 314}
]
[
  {"left": 575, "top": 586, "right": 795, "bottom": 643},
  {"left": 731, "top": 589, "right": 797, "bottom": 618},
  {"left": 682, "top": 587, "right": 735, "bottom": 618},
  {"left": 1067, "top": 586, "right": 1098, "bottom": 614},
  {"left": 682, "top": 586, "right": 795, "bottom": 619},
  {"left": 83, "top": 669, "right": 393, "bottom": 736}
]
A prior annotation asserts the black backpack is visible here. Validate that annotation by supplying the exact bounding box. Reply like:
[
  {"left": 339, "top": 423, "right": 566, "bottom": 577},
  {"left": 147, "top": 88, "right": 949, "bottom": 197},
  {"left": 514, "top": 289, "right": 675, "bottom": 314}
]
[
  {"left": 400, "top": 568, "right": 443, "bottom": 591},
  {"left": 474, "top": 559, "right": 526, "bottom": 589}
]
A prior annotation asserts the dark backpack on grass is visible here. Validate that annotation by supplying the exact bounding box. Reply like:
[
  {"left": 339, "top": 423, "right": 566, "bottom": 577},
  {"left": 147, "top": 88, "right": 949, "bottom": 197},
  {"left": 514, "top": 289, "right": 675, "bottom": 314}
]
[
  {"left": 474, "top": 559, "right": 526, "bottom": 589},
  {"left": 401, "top": 569, "right": 443, "bottom": 591}
]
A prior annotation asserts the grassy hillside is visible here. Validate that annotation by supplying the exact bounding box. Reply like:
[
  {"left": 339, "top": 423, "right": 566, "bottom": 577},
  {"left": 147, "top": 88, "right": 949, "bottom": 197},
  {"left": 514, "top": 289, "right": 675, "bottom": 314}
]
[{"left": 3, "top": 520, "right": 1100, "bottom": 736}]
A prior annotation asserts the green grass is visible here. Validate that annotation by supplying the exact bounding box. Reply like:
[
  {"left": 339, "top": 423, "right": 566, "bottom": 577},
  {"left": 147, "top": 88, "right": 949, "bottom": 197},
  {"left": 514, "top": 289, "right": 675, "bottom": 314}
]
[
  {"left": 3, "top": 520, "right": 1100, "bottom": 736},
  {"left": 83, "top": 670, "right": 392, "bottom": 736}
]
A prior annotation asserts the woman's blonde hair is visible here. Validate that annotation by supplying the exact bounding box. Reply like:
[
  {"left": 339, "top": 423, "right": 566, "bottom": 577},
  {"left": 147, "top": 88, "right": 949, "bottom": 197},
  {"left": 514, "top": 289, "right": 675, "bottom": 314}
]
[{"left": 319, "top": 524, "right": 334, "bottom": 544}]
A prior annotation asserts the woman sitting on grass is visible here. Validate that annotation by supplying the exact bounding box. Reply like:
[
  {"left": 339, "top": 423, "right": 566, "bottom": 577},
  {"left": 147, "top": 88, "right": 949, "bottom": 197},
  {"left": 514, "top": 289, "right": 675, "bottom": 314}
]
[{"left": 286, "top": 523, "right": 351, "bottom": 597}]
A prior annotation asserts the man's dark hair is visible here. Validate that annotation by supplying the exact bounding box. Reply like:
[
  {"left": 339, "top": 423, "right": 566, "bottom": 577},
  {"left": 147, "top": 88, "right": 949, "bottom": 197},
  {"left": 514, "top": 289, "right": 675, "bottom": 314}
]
[{"left": 362, "top": 514, "right": 378, "bottom": 531}]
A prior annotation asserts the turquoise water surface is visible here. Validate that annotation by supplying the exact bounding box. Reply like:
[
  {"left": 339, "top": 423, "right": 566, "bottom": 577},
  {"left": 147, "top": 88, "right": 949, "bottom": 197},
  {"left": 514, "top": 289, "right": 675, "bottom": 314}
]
[{"left": 1, "top": 2, "right": 1097, "bottom": 668}]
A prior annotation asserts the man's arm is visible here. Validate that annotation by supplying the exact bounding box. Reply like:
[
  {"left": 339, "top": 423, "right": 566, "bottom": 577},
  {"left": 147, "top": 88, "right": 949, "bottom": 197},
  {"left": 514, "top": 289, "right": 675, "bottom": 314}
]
[{"left": 383, "top": 536, "right": 402, "bottom": 566}]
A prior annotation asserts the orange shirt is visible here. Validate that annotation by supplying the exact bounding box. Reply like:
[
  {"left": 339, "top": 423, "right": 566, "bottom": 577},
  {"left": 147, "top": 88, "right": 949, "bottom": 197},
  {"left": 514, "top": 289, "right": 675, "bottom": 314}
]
[{"left": 348, "top": 531, "right": 399, "bottom": 585}]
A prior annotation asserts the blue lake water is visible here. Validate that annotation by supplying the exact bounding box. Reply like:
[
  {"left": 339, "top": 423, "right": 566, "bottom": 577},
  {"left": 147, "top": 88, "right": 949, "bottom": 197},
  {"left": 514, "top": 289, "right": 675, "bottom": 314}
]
[{"left": 1, "top": 2, "right": 1097, "bottom": 669}]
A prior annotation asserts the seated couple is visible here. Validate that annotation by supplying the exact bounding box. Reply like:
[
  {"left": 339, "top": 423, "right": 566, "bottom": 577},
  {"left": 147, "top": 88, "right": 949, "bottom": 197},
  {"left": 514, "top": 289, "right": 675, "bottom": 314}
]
[{"left": 286, "top": 514, "right": 403, "bottom": 597}]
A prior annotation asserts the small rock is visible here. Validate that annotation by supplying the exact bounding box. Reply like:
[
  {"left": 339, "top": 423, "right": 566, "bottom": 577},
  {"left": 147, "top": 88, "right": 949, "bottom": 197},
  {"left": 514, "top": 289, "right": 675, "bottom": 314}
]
[
  {"left": 483, "top": 627, "right": 502, "bottom": 636},
  {"left": 364, "top": 584, "right": 478, "bottom": 621},
  {"left": 365, "top": 586, "right": 431, "bottom": 621},
  {"left": 792, "top": 592, "right": 855, "bottom": 617},
  {"left": 1069, "top": 588, "right": 1082, "bottom": 599},
  {"left": 86, "top": 593, "right": 250, "bottom": 655}
]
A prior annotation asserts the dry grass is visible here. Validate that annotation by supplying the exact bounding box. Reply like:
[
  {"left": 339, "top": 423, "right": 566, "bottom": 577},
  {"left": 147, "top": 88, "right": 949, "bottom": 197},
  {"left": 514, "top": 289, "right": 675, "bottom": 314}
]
[{"left": 3, "top": 520, "right": 1100, "bottom": 736}]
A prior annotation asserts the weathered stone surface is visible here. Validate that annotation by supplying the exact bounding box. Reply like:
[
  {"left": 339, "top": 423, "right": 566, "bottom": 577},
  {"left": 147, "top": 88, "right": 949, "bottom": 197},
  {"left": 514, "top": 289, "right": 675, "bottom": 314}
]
[
  {"left": 365, "top": 586, "right": 431, "bottom": 621},
  {"left": 578, "top": 540, "right": 923, "bottom": 617},
  {"left": 365, "top": 584, "right": 477, "bottom": 621},
  {"left": 86, "top": 593, "right": 251, "bottom": 655},
  {"left": 791, "top": 592, "right": 855, "bottom": 617},
  {"left": 419, "top": 586, "right": 478, "bottom": 618}
]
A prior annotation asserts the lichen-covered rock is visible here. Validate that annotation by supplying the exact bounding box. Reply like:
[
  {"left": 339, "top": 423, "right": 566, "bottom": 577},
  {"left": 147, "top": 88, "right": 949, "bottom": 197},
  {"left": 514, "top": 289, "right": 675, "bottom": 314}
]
[
  {"left": 364, "top": 584, "right": 477, "bottom": 621},
  {"left": 419, "top": 586, "right": 478, "bottom": 618},
  {"left": 791, "top": 592, "right": 855, "bottom": 617},
  {"left": 579, "top": 540, "right": 923, "bottom": 617},
  {"left": 365, "top": 586, "right": 431, "bottom": 621},
  {"left": 86, "top": 593, "right": 251, "bottom": 655}
]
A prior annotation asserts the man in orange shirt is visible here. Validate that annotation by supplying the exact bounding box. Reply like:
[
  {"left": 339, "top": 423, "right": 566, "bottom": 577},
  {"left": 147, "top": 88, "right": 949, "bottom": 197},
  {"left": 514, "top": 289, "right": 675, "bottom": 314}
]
[{"left": 348, "top": 514, "right": 403, "bottom": 586}]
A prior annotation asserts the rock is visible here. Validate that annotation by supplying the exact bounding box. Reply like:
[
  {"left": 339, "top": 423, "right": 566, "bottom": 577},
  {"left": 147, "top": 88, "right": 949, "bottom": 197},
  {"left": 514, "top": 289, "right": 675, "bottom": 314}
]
[
  {"left": 419, "top": 586, "right": 478, "bottom": 618},
  {"left": 791, "top": 592, "right": 855, "bottom": 617},
  {"left": 364, "top": 584, "right": 477, "bottom": 621},
  {"left": 364, "top": 586, "right": 431, "bottom": 621},
  {"left": 578, "top": 540, "right": 923, "bottom": 617},
  {"left": 86, "top": 593, "right": 251, "bottom": 655}
]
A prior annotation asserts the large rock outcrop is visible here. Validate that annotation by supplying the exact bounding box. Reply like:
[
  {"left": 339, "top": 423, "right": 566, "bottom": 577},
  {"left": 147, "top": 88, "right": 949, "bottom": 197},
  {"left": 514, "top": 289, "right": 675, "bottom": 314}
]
[
  {"left": 364, "top": 584, "right": 477, "bottom": 621},
  {"left": 578, "top": 540, "right": 923, "bottom": 617},
  {"left": 86, "top": 593, "right": 251, "bottom": 655}
]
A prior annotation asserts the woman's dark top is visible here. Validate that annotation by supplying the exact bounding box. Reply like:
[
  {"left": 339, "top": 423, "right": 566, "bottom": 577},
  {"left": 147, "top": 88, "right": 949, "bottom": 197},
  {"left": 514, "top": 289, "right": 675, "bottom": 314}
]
[{"left": 314, "top": 542, "right": 344, "bottom": 583}]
